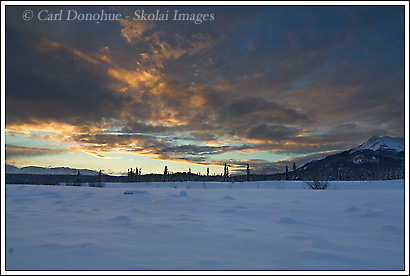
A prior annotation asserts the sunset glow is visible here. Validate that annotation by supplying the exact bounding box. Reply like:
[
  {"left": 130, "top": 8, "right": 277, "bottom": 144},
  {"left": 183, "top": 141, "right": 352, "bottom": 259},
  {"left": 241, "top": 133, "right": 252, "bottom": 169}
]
[{"left": 5, "top": 5, "right": 405, "bottom": 175}]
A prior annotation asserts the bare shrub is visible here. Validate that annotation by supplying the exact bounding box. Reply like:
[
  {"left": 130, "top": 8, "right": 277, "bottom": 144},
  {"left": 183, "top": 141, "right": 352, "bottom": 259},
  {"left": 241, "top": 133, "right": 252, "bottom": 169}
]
[{"left": 306, "top": 180, "right": 328, "bottom": 190}]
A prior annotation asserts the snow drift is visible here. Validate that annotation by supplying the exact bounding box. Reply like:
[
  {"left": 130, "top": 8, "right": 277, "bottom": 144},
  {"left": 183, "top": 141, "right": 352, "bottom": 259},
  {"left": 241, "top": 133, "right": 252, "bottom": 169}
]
[{"left": 5, "top": 180, "right": 405, "bottom": 271}]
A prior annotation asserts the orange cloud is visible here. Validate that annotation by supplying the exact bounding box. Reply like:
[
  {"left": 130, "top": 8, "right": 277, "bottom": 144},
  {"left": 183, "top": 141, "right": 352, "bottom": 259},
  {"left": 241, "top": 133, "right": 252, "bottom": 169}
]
[
  {"left": 29, "top": 38, "right": 61, "bottom": 52},
  {"left": 119, "top": 16, "right": 221, "bottom": 67},
  {"left": 108, "top": 67, "right": 160, "bottom": 90},
  {"left": 73, "top": 49, "right": 101, "bottom": 65}
]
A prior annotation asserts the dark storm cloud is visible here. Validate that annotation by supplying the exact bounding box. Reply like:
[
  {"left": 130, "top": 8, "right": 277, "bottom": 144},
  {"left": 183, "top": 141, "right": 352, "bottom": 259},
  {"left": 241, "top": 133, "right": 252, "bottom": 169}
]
[
  {"left": 244, "top": 124, "right": 301, "bottom": 141},
  {"left": 272, "top": 6, "right": 404, "bottom": 138},
  {"left": 6, "top": 24, "right": 130, "bottom": 127},
  {"left": 152, "top": 144, "right": 251, "bottom": 161},
  {"left": 120, "top": 121, "right": 171, "bottom": 135},
  {"left": 71, "top": 133, "right": 169, "bottom": 151},
  {"left": 228, "top": 97, "right": 307, "bottom": 124}
]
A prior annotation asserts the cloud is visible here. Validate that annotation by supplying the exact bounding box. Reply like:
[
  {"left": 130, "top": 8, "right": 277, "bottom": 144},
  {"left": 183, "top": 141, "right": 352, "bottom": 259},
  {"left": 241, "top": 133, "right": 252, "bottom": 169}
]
[
  {"left": 6, "top": 25, "right": 130, "bottom": 128},
  {"left": 119, "top": 17, "right": 155, "bottom": 43},
  {"left": 244, "top": 124, "right": 302, "bottom": 141},
  {"left": 119, "top": 12, "right": 222, "bottom": 68},
  {"left": 5, "top": 6, "right": 404, "bottom": 173},
  {"left": 227, "top": 97, "right": 307, "bottom": 124},
  {"left": 107, "top": 67, "right": 160, "bottom": 90},
  {"left": 6, "top": 145, "right": 65, "bottom": 160}
]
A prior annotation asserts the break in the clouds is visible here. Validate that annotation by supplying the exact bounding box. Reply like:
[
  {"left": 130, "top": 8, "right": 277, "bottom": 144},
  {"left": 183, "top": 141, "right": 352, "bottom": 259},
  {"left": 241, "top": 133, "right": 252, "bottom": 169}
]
[{"left": 5, "top": 5, "right": 405, "bottom": 174}]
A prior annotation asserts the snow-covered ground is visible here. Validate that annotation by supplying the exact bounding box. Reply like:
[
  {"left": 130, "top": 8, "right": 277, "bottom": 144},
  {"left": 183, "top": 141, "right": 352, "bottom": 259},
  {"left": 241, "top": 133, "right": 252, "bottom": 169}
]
[{"left": 4, "top": 180, "right": 406, "bottom": 271}]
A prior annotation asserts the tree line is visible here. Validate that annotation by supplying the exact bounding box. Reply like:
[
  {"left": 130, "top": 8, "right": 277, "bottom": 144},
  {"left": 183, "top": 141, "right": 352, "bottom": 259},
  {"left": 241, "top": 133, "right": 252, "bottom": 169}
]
[{"left": 6, "top": 159, "right": 403, "bottom": 185}]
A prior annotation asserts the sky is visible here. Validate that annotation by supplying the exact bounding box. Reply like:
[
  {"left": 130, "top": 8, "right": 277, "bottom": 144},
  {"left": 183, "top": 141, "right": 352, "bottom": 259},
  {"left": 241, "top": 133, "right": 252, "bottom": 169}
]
[{"left": 4, "top": 4, "right": 406, "bottom": 176}]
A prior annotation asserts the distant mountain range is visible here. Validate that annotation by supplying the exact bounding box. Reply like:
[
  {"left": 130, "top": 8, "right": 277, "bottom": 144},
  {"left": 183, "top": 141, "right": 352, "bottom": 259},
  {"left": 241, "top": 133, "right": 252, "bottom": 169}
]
[{"left": 5, "top": 165, "right": 100, "bottom": 175}]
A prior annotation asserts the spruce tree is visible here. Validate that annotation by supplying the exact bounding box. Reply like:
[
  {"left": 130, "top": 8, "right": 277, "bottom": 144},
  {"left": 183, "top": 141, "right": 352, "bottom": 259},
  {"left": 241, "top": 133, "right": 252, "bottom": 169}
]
[
  {"left": 224, "top": 163, "right": 229, "bottom": 182},
  {"left": 75, "top": 171, "right": 81, "bottom": 185},
  {"left": 163, "top": 166, "right": 168, "bottom": 182}
]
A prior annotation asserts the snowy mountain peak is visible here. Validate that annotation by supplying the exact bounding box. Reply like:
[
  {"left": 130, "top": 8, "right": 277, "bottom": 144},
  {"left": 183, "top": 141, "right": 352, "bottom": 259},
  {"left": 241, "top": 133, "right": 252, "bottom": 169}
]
[{"left": 351, "top": 136, "right": 404, "bottom": 153}]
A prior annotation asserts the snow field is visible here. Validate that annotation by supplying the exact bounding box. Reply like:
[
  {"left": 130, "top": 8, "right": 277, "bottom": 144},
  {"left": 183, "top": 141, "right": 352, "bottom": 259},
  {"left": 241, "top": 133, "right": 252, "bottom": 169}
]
[{"left": 5, "top": 180, "right": 405, "bottom": 271}]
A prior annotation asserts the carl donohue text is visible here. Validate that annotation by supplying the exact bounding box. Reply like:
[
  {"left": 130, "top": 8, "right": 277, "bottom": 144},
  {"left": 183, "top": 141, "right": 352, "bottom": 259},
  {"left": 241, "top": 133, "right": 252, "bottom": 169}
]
[{"left": 37, "top": 9, "right": 215, "bottom": 24}]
